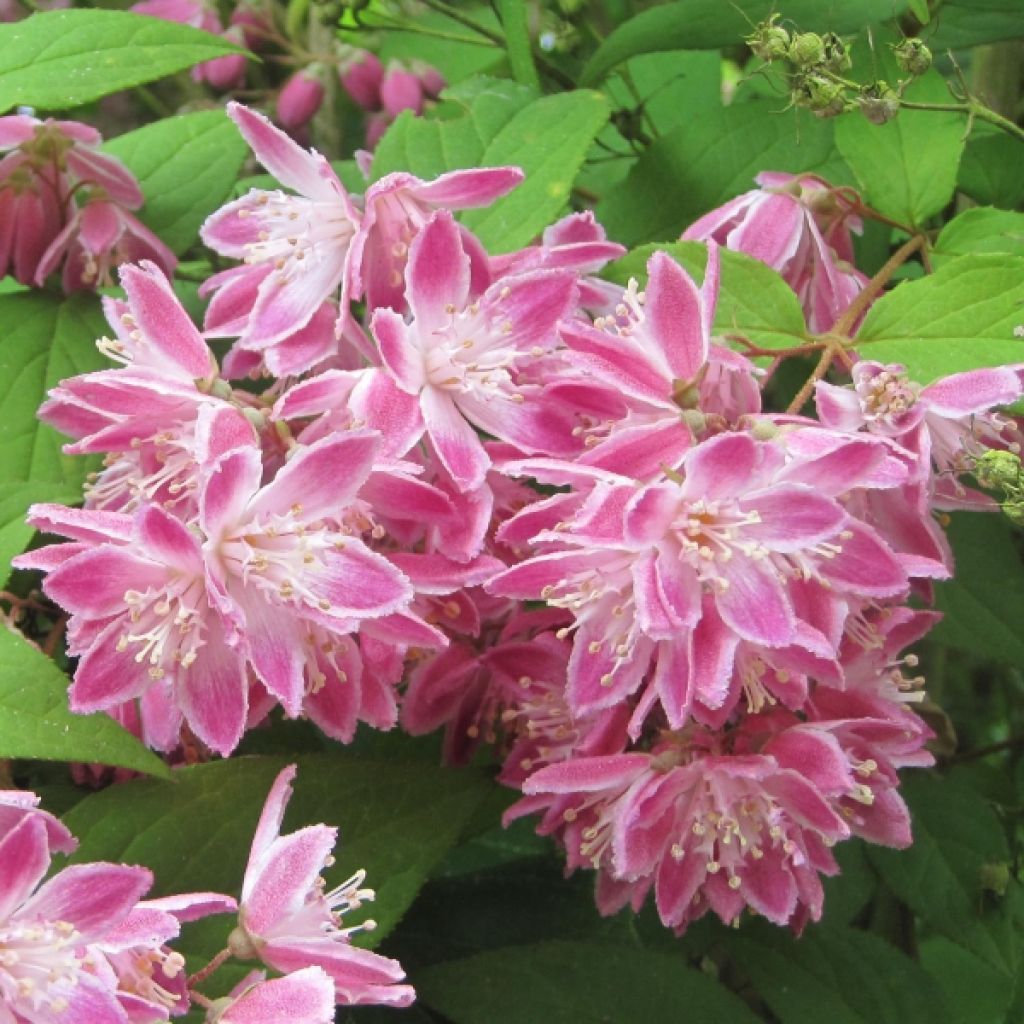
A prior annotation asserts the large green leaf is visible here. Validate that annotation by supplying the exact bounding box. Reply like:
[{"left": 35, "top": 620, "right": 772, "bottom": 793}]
[
  {"left": 932, "top": 513, "right": 1024, "bottom": 675},
  {"left": 415, "top": 939, "right": 761, "bottom": 1024},
  {"left": 931, "top": 207, "right": 1024, "bottom": 268},
  {"left": 725, "top": 920, "right": 953, "bottom": 1024},
  {"left": 0, "top": 624, "right": 170, "bottom": 777},
  {"left": 372, "top": 76, "right": 536, "bottom": 181},
  {"left": 929, "top": 0, "right": 1024, "bottom": 48},
  {"left": 103, "top": 111, "right": 250, "bottom": 256},
  {"left": 605, "top": 241, "right": 809, "bottom": 351},
  {"left": 958, "top": 127, "right": 1024, "bottom": 210},
  {"left": 834, "top": 53, "right": 965, "bottom": 227},
  {"left": 0, "top": 291, "right": 107, "bottom": 489},
  {"left": 0, "top": 10, "right": 245, "bottom": 113},
  {"left": 868, "top": 773, "right": 1019, "bottom": 976},
  {"left": 596, "top": 102, "right": 839, "bottom": 246},
  {"left": 580, "top": 0, "right": 909, "bottom": 85},
  {"left": 854, "top": 254, "right": 1024, "bottom": 382},
  {"left": 461, "top": 90, "right": 610, "bottom": 252},
  {"left": 63, "top": 754, "right": 491, "bottom": 952}
]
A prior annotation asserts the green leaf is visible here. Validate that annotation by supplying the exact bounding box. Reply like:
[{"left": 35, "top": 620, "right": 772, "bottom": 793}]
[
  {"left": 932, "top": 513, "right": 1024, "bottom": 667},
  {"left": 605, "top": 241, "right": 809, "bottom": 352},
  {"left": 0, "top": 623, "right": 171, "bottom": 777},
  {"left": 868, "top": 773, "right": 1017, "bottom": 974},
  {"left": 103, "top": 111, "right": 250, "bottom": 256},
  {"left": 0, "top": 291, "right": 108, "bottom": 489},
  {"left": 908, "top": 0, "right": 931, "bottom": 21},
  {"left": 580, "top": 1, "right": 909, "bottom": 85},
  {"left": 63, "top": 754, "right": 491, "bottom": 950},
  {"left": 0, "top": 10, "right": 246, "bottom": 113},
  {"left": 494, "top": 0, "right": 540, "bottom": 90},
  {"left": 929, "top": 0, "right": 1024, "bottom": 48},
  {"left": 415, "top": 940, "right": 762, "bottom": 1024},
  {"left": 920, "top": 937, "right": 1015, "bottom": 1024},
  {"left": 724, "top": 920, "right": 953, "bottom": 1024},
  {"left": 461, "top": 90, "right": 610, "bottom": 252},
  {"left": 0, "top": 480, "right": 78, "bottom": 589},
  {"left": 932, "top": 208, "right": 1024, "bottom": 268},
  {"left": 596, "top": 102, "right": 840, "bottom": 246},
  {"left": 958, "top": 127, "right": 1024, "bottom": 210},
  {"left": 854, "top": 254, "right": 1024, "bottom": 382},
  {"left": 834, "top": 42, "right": 965, "bottom": 228},
  {"left": 371, "top": 76, "right": 536, "bottom": 181}
]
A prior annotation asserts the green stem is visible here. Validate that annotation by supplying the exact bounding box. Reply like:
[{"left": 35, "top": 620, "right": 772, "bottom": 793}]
[
  {"left": 899, "top": 99, "right": 1024, "bottom": 145},
  {"left": 493, "top": 0, "right": 540, "bottom": 90}
]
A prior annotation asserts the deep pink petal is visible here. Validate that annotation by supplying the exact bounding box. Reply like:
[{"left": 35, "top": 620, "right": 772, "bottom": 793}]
[
  {"left": 220, "top": 967, "right": 336, "bottom": 1024},
  {"left": 0, "top": 817, "right": 49, "bottom": 920},
  {"left": 371, "top": 308, "right": 424, "bottom": 393},
  {"left": 246, "top": 765, "right": 296, "bottom": 875},
  {"left": 406, "top": 209, "right": 470, "bottom": 332},
  {"left": 422, "top": 387, "right": 489, "bottom": 491},
  {"left": 645, "top": 251, "right": 706, "bottom": 382}
]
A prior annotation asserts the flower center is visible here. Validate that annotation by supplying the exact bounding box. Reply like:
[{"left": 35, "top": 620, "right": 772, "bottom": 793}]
[{"left": 0, "top": 918, "right": 83, "bottom": 1015}]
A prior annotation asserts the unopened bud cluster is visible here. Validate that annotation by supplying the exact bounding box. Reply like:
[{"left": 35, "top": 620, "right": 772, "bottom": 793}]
[{"left": 746, "top": 17, "right": 932, "bottom": 124}]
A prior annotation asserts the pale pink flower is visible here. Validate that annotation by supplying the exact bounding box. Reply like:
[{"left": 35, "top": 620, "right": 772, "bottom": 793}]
[
  {"left": 683, "top": 171, "right": 868, "bottom": 333},
  {"left": 371, "top": 209, "right": 578, "bottom": 491},
  {"left": 231, "top": 765, "right": 415, "bottom": 1007},
  {"left": 352, "top": 164, "right": 523, "bottom": 312},
  {"left": 0, "top": 814, "right": 154, "bottom": 1023},
  {"left": 201, "top": 103, "right": 361, "bottom": 348}
]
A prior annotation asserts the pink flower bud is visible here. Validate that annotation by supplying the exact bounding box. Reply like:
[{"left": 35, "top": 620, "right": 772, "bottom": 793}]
[
  {"left": 415, "top": 62, "right": 446, "bottom": 99},
  {"left": 277, "top": 67, "right": 326, "bottom": 131},
  {"left": 203, "top": 27, "right": 248, "bottom": 91},
  {"left": 365, "top": 111, "right": 391, "bottom": 149},
  {"left": 380, "top": 64, "right": 423, "bottom": 118},
  {"left": 229, "top": 0, "right": 272, "bottom": 50},
  {"left": 339, "top": 49, "right": 383, "bottom": 111}
]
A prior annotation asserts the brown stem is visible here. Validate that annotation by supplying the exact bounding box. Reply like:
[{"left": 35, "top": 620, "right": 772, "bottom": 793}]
[
  {"left": 42, "top": 615, "right": 67, "bottom": 659},
  {"left": 830, "top": 234, "right": 926, "bottom": 339},
  {"left": 951, "top": 734, "right": 1024, "bottom": 762},
  {"left": 785, "top": 344, "right": 836, "bottom": 415},
  {"left": 189, "top": 990, "right": 214, "bottom": 1010},
  {"left": 187, "top": 948, "right": 232, "bottom": 988}
]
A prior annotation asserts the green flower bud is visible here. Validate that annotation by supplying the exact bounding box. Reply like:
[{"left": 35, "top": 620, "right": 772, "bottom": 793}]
[
  {"left": 788, "top": 32, "right": 825, "bottom": 69},
  {"left": 821, "top": 32, "right": 851, "bottom": 73},
  {"left": 892, "top": 37, "right": 932, "bottom": 76},
  {"left": 746, "top": 19, "right": 791, "bottom": 62},
  {"left": 795, "top": 73, "right": 847, "bottom": 117},
  {"left": 975, "top": 449, "right": 1024, "bottom": 492},
  {"left": 859, "top": 81, "right": 900, "bottom": 125}
]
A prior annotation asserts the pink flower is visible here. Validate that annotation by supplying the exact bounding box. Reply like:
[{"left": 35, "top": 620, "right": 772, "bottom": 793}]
[
  {"left": 490, "top": 430, "right": 908, "bottom": 733},
  {"left": 816, "top": 360, "right": 1024, "bottom": 487},
  {"left": 0, "top": 790, "right": 76, "bottom": 853},
  {"left": 371, "top": 210, "right": 577, "bottom": 491},
  {"left": 351, "top": 164, "right": 523, "bottom": 312},
  {"left": 35, "top": 196, "right": 175, "bottom": 291},
  {"left": 683, "top": 171, "right": 868, "bottom": 333},
  {"left": 208, "top": 968, "right": 335, "bottom": 1023},
  {"left": 230, "top": 765, "right": 415, "bottom": 1008},
  {"left": 0, "top": 813, "right": 154, "bottom": 1023},
  {"left": 201, "top": 103, "right": 360, "bottom": 348}
]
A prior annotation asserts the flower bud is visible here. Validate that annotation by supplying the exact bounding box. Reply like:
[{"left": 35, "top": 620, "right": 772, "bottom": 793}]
[
  {"left": 415, "top": 61, "right": 447, "bottom": 100},
  {"left": 380, "top": 63, "right": 424, "bottom": 118},
  {"left": 975, "top": 449, "right": 1024, "bottom": 492},
  {"left": 788, "top": 31, "right": 825, "bottom": 69},
  {"left": 339, "top": 49, "right": 383, "bottom": 110},
  {"left": 203, "top": 27, "right": 248, "bottom": 91},
  {"left": 821, "top": 32, "right": 851, "bottom": 73},
  {"left": 859, "top": 81, "right": 900, "bottom": 125},
  {"left": 892, "top": 37, "right": 932, "bottom": 77},
  {"left": 795, "top": 73, "right": 847, "bottom": 117},
  {"left": 277, "top": 66, "right": 326, "bottom": 130},
  {"left": 229, "top": 0, "right": 270, "bottom": 50},
  {"left": 746, "top": 19, "right": 790, "bottom": 62}
]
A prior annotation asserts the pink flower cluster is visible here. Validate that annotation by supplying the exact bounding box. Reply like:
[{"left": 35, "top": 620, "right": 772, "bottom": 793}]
[
  {"left": 0, "top": 766, "right": 410, "bottom": 1023},
  {"left": 0, "top": 115, "right": 173, "bottom": 291},
  {"left": 20, "top": 102, "right": 1024, "bottom": 937}
]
